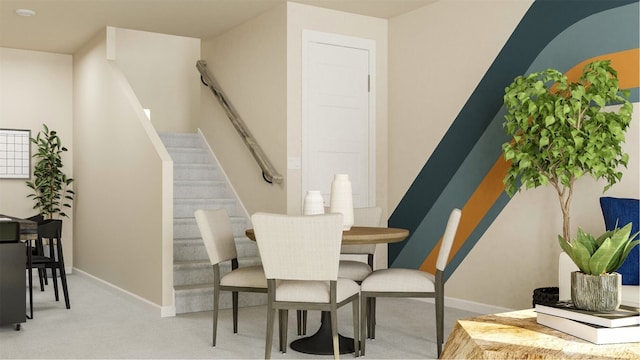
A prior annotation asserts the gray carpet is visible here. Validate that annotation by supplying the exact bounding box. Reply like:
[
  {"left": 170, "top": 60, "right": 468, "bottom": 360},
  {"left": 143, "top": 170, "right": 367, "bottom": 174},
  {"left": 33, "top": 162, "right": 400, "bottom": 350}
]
[{"left": 0, "top": 273, "right": 479, "bottom": 359}]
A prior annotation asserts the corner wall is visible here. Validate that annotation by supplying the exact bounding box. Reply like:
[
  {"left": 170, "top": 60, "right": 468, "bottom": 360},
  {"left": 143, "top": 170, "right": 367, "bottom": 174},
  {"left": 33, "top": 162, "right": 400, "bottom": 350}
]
[
  {"left": 112, "top": 28, "right": 201, "bottom": 133},
  {"left": 200, "top": 4, "right": 288, "bottom": 216},
  {"left": 73, "top": 29, "right": 169, "bottom": 309},
  {"left": 0, "top": 48, "right": 74, "bottom": 270}
]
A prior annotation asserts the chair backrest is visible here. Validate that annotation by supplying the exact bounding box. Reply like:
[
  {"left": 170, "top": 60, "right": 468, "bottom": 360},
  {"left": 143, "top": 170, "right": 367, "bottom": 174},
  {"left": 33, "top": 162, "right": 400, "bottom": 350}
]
[
  {"left": 194, "top": 209, "right": 238, "bottom": 266},
  {"left": 436, "top": 208, "right": 462, "bottom": 272},
  {"left": 341, "top": 206, "right": 384, "bottom": 254},
  {"left": 38, "top": 219, "right": 62, "bottom": 239},
  {"left": 251, "top": 212, "right": 343, "bottom": 281}
]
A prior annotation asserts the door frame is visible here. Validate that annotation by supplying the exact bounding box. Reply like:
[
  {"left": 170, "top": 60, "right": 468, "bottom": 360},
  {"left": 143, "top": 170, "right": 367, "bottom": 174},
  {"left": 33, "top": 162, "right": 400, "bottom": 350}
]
[{"left": 301, "top": 29, "right": 376, "bottom": 207}]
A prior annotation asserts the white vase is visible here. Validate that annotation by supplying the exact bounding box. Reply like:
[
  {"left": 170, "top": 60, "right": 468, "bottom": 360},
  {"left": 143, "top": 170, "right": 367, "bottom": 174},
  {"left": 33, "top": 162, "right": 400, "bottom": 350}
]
[
  {"left": 329, "top": 174, "right": 354, "bottom": 230},
  {"left": 303, "top": 190, "right": 325, "bottom": 215}
]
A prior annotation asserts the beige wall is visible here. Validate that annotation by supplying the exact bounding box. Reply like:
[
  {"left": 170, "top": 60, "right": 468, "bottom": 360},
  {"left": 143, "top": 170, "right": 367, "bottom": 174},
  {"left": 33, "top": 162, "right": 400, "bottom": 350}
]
[
  {"left": 0, "top": 47, "right": 74, "bottom": 271},
  {"left": 73, "top": 28, "right": 174, "bottom": 312},
  {"left": 200, "top": 4, "right": 287, "bottom": 216},
  {"left": 112, "top": 28, "right": 201, "bottom": 133},
  {"left": 388, "top": 1, "right": 639, "bottom": 310},
  {"left": 286, "top": 2, "right": 389, "bottom": 217},
  {"left": 199, "top": 2, "right": 388, "bottom": 220},
  {"left": 388, "top": 1, "right": 533, "bottom": 209}
]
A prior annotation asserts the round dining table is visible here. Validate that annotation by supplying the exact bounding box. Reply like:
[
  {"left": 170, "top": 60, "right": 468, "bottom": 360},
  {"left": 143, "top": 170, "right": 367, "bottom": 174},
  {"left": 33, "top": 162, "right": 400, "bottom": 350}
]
[{"left": 245, "top": 225, "right": 409, "bottom": 355}]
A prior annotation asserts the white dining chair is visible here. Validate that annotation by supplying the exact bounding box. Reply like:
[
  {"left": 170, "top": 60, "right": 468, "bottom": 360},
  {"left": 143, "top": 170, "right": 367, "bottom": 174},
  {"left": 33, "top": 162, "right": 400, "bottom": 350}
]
[
  {"left": 251, "top": 212, "right": 360, "bottom": 359},
  {"left": 194, "top": 208, "right": 267, "bottom": 347},
  {"left": 298, "top": 206, "right": 384, "bottom": 336},
  {"left": 359, "top": 208, "right": 462, "bottom": 357},
  {"left": 339, "top": 206, "right": 384, "bottom": 281}
]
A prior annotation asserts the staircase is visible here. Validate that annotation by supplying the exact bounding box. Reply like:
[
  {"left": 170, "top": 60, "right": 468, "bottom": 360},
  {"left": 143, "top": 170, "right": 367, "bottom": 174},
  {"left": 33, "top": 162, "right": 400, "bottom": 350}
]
[{"left": 159, "top": 132, "right": 265, "bottom": 314}]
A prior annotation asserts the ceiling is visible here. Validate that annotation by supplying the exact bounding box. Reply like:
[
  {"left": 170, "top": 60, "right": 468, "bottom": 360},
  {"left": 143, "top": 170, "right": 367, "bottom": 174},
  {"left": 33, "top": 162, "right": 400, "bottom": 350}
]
[{"left": 0, "top": 0, "right": 435, "bottom": 55}]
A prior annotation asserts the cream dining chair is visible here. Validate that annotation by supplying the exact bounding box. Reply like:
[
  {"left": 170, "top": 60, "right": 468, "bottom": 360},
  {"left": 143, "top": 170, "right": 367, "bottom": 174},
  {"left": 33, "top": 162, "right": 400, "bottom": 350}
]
[
  {"left": 359, "top": 208, "right": 462, "bottom": 357},
  {"left": 251, "top": 212, "right": 360, "bottom": 359},
  {"left": 194, "top": 208, "right": 267, "bottom": 347},
  {"left": 298, "top": 206, "right": 384, "bottom": 336}
]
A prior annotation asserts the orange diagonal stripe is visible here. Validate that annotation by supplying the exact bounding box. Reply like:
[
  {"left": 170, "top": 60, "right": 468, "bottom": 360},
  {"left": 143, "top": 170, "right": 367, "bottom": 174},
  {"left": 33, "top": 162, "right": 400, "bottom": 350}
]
[
  {"left": 418, "top": 48, "right": 639, "bottom": 274},
  {"left": 419, "top": 156, "right": 510, "bottom": 273}
]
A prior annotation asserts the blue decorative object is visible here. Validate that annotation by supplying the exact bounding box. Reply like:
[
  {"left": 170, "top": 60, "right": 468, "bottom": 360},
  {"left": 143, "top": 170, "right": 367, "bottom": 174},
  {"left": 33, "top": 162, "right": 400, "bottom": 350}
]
[{"left": 600, "top": 197, "right": 639, "bottom": 285}]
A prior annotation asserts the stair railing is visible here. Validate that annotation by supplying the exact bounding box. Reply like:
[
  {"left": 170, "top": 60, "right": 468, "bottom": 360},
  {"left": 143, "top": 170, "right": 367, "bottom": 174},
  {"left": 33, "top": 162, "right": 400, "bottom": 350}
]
[{"left": 196, "top": 60, "right": 283, "bottom": 184}]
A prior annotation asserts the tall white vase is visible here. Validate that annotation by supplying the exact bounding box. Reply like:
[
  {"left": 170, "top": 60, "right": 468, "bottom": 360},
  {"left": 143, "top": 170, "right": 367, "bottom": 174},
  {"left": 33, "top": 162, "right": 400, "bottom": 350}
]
[
  {"left": 329, "top": 174, "right": 354, "bottom": 230},
  {"left": 303, "top": 190, "right": 325, "bottom": 215}
]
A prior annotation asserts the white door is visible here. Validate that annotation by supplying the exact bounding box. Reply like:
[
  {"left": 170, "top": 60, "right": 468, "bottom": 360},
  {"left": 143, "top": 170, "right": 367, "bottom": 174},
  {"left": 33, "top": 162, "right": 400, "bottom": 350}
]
[{"left": 302, "top": 31, "right": 375, "bottom": 208}]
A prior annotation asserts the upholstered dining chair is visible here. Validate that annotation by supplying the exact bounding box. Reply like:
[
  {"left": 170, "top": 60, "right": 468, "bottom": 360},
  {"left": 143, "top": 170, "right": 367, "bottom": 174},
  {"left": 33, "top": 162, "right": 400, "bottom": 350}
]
[
  {"left": 251, "top": 212, "right": 360, "bottom": 359},
  {"left": 297, "top": 206, "right": 385, "bottom": 335},
  {"left": 359, "top": 208, "right": 462, "bottom": 357},
  {"left": 194, "top": 208, "right": 267, "bottom": 347},
  {"left": 298, "top": 206, "right": 383, "bottom": 336},
  {"left": 339, "top": 206, "right": 384, "bottom": 281}
]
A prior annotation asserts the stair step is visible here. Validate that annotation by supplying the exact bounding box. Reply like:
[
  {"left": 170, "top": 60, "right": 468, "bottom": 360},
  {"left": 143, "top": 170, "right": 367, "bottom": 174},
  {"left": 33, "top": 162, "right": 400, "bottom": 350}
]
[
  {"left": 174, "top": 198, "right": 239, "bottom": 218},
  {"left": 174, "top": 163, "right": 222, "bottom": 181},
  {"left": 174, "top": 180, "right": 229, "bottom": 198},
  {"left": 159, "top": 132, "right": 201, "bottom": 148},
  {"left": 167, "top": 148, "right": 211, "bottom": 164}
]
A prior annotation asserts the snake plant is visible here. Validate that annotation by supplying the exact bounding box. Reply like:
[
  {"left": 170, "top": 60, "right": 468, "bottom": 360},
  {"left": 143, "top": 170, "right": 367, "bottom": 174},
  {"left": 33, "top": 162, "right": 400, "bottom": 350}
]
[{"left": 558, "top": 223, "right": 639, "bottom": 275}]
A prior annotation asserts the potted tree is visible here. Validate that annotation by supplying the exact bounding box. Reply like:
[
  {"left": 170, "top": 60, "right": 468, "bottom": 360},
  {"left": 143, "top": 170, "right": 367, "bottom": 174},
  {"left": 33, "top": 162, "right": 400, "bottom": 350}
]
[
  {"left": 26, "top": 124, "right": 74, "bottom": 219},
  {"left": 25, "top": 124, "right": 74, "bottom": 284},
  {"left": 502, "top": 59, "right": 635, "bottom": 310}
]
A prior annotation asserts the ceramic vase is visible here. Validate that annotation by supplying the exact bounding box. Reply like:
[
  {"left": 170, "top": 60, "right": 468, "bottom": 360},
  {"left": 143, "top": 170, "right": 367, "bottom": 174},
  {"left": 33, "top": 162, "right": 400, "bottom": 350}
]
[
  {"left": 329, "top": 174, "right": 354, "bottom": 230},
  {"left": 303, "top": 190, "right": 325, "bottom": 215},
  {"left": 571, "top": 271, "right": 621, "bottom": 311}
]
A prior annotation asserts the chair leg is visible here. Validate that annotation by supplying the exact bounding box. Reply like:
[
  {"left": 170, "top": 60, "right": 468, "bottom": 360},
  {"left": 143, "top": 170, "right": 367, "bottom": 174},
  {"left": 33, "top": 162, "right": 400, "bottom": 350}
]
[
  {"left": 330, "top": 309, "right": 340, "bottom": 360},
  {"left": 265, "top": 303, "right": 275, "bottom": 359},
  {"left": 54, "top": 239, "right": 70, "bottom": 309},
  {"left": 370, "top": 297, "right": 376, "bottom": 339},
  {"left": 303, "top": 310, "right": 307, "bottom": 334},
  {"left": 212, "top": 284, "right": 220, "bottom": 347},
  {"left": 297, "top": 310, "right": 307, "bottom": 335},
  {"left": 352, "top": 297, "right": 360, "bottom": 358},
  {"left": 360, "top": 293, "right": 367, "bottom": 356},
  {"left": 50, "top": 266, "right": 60, "bottom": 301},
  {"left": 232, "top": 291, "right": 239, "bottom": 334},
  {"left": 436, "top": 291, "right": 444, "bottom": 357},
  {"left": 38, "top": 269, "right": 45, "bottom": 291},
  {"left": 279, "top": 309, "right": 288, "bottom": 353},
  {"left": 58, "top": 265, "right": 70, "bottom": 309}
]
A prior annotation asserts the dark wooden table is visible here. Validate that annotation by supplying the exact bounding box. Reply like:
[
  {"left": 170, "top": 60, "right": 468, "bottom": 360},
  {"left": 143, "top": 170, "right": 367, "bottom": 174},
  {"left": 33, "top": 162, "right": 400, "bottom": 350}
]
[{"left": 0, "top": 214, "right": 37, "bottom": 329}]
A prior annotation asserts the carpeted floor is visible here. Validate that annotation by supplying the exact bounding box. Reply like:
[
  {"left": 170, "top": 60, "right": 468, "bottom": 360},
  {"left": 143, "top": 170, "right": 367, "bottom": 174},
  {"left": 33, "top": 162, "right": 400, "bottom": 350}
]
[{"left": 0, "top": 273, "right": 480, "bottom": 359}]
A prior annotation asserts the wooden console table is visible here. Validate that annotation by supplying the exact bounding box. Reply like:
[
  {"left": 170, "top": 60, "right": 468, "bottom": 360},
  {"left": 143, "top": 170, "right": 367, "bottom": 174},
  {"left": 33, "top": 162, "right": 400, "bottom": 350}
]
[{"left": 441, "top": 309, "right": 640, "bottom": 359}]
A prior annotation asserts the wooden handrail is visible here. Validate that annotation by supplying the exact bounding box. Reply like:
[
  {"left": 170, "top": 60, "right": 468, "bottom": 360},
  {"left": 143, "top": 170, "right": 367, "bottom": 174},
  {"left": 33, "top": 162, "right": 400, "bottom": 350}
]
[{"left": 196, "top": 60, "right": 283, "bottom": 184}]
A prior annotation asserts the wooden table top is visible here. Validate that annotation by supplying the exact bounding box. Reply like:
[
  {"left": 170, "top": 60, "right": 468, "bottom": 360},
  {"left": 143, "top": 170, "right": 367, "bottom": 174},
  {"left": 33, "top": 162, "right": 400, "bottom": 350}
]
[
  {"left": 441, "top": 309, "right": 640, "bottom": 359},
  {"left": 245, "top": 226, "right": 409, "bottom": 245}
]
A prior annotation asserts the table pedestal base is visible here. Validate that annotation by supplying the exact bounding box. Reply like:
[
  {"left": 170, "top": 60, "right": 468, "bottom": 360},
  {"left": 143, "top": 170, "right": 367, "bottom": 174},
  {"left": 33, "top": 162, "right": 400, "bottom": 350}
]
[{"left": 290, "top": 311, "right": 354, "bottom": 355}]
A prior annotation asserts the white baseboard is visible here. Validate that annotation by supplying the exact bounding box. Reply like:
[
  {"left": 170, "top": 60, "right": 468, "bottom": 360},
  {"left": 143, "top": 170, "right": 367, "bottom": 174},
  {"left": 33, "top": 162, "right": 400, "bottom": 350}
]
[
  {"left": 73, "top": 268, "right": 176, "bottom": 318},
  {"left": 415, "top": 296, "right": 514, "bottom": 315}
]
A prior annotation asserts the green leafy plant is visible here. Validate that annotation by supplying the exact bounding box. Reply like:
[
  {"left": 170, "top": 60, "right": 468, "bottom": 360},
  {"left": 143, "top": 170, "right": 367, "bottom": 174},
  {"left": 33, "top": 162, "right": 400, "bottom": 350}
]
[
  {"left": 502, "top": 60, "right": 633, "bottom": 242},
  {"left": 26, "top": 124, "right": 74, "bottom": 219},
  {"left": 558, "top": 223, "right": 639, "bottom": 275}
]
